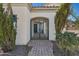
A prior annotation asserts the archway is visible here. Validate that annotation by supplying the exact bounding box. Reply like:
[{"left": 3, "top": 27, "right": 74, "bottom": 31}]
[{"left": 30, "top": 17, "right": 49, "bottom": 40}]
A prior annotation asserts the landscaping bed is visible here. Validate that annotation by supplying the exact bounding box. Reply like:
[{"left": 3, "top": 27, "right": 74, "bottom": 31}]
[{"left": 53, "top": 41, "right": 79, "bottom": 56}]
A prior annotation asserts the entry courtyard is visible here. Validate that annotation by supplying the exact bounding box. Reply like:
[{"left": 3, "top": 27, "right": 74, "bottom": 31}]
[{"left": 0, "top": 3, "right": 79, "bottom": 56}]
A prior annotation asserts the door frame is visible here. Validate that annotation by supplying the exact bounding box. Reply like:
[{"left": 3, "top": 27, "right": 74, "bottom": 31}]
[{"left": 30, "top": 17, "right": 49, "bottom": 40}]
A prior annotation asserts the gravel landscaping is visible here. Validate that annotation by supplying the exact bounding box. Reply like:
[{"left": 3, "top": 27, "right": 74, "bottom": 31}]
[{"left": 0, "top": 45, "right": 32, "bottom": 56}]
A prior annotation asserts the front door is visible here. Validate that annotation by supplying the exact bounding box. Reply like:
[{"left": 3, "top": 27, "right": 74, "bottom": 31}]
[
  {"left": 33, "top": 22, "right": 47, "bottom": 39},
  {"left": 31, "top": 18, "right": 49, "bottom": 40}
]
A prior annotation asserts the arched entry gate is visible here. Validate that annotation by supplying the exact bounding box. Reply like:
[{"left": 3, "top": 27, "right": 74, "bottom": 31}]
[{"left": 30, "top": 17, "right": 49, "bottom": 40}]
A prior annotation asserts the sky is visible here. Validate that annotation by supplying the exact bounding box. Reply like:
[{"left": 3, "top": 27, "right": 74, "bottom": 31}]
[
  {"left": 32, "top": 3, "right": 79, "bottom": 21},
  {"left": 32, "top": 3, "right": 43, "bottom": 7},
  {"left": 71, "top": 3, "right": 79, "bottom": 17},
  {"left": 68, "top": 3, "right": 79, "bottom": 21}
]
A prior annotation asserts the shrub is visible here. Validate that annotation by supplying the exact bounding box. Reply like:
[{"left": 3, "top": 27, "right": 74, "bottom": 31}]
[
  {"left": 0, "top": 4, "right": 16, "bottom": 52},
  {"left": 56, "top": 32, "right": 79, "bottom": 55}
]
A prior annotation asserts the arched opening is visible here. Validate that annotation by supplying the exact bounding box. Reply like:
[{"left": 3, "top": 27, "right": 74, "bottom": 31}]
[{"left": 30, "top": 17, "right": 49, "bottom": 40}]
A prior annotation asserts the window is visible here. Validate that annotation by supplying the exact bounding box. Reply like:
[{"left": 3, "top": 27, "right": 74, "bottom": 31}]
[{"left": 13, "top": 15, "right": 17, "bottom": 30}]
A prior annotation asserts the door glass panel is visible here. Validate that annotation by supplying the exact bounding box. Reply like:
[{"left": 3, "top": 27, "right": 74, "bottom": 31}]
[
  {"left": 34, "top": 24, "right": 37, "bottom": 33},
  {"left": 40, "top": 23, "right": 44, "bottom": 33}
]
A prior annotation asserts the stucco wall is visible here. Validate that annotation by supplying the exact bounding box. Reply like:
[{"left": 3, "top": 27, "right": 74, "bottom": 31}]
[
  {"left": 31, "top": 11, "right": 56, "bottom": 41},
  {"left": 11, "top": 5, "right": 30, "bottom": 45}
]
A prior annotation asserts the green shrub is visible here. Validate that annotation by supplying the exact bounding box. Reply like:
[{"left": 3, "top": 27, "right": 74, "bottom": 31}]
[
  {"left": 0, "top": 4, "right": 16, "bottom": 52},
  {"left": 56, "top": 32, "right": 79, "bottom": 55},
  {"left": 0, "top": 3, "right": 4, "bottom": 48}
]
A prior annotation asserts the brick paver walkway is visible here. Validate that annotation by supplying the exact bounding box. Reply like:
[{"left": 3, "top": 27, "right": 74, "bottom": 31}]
[{"left": 27, "top": 40, "right": 53, "bottom": 56}]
